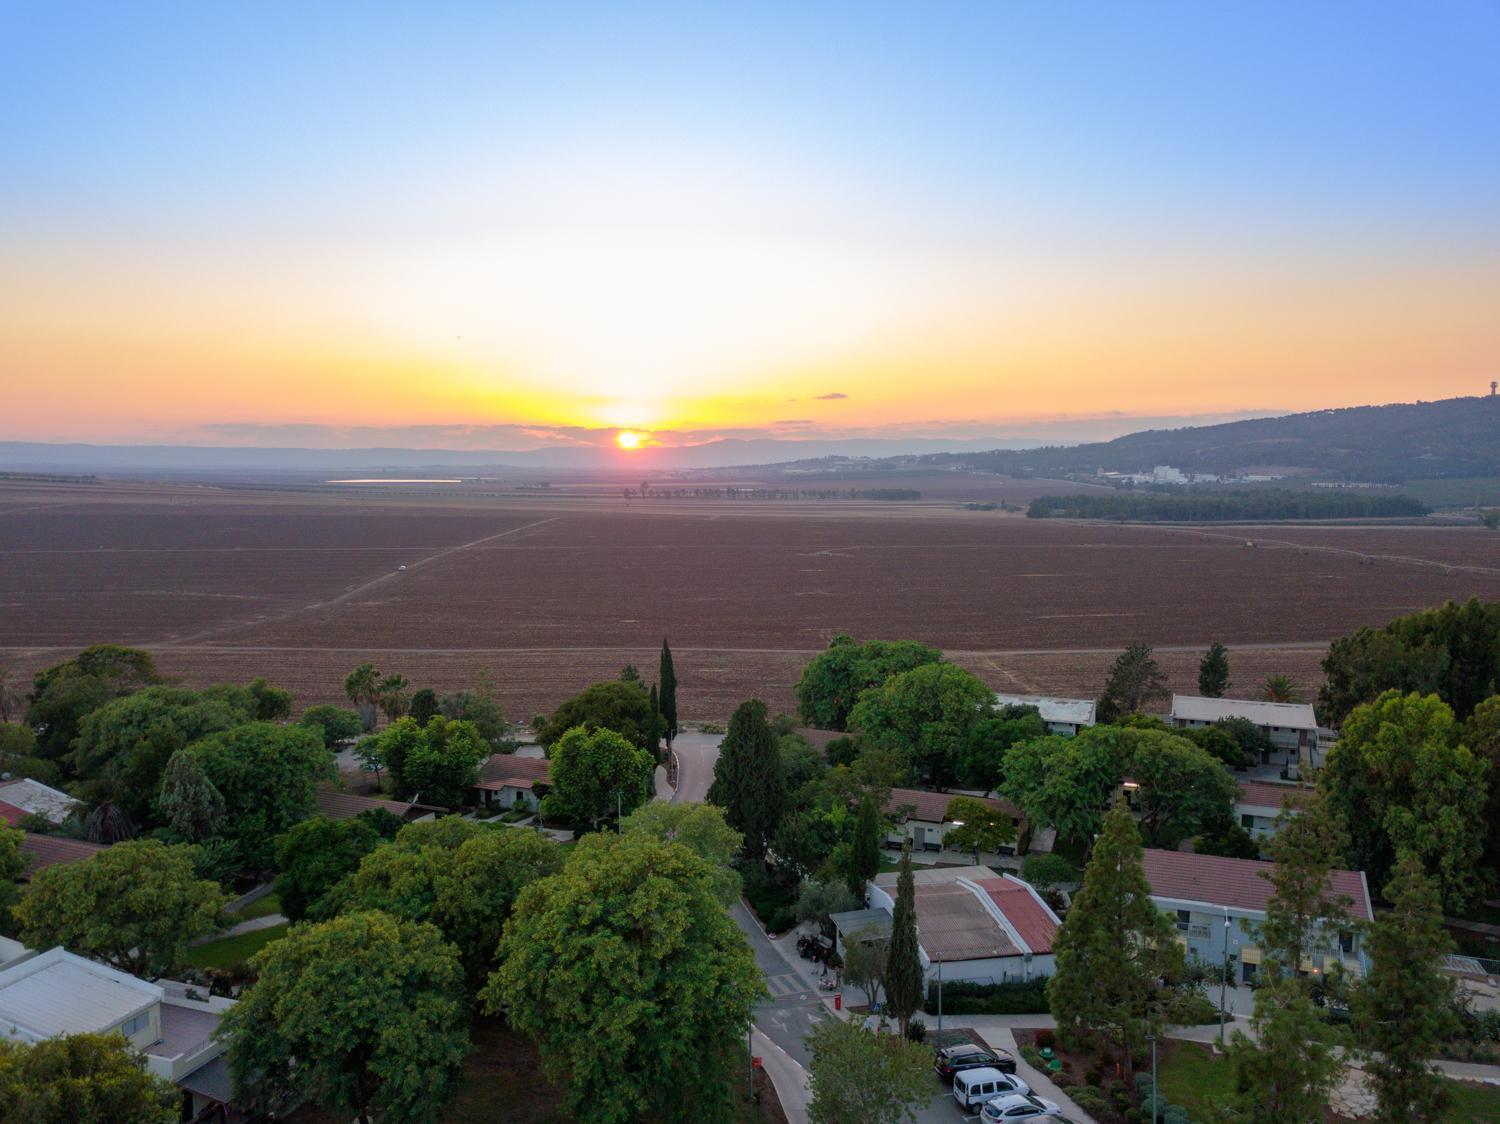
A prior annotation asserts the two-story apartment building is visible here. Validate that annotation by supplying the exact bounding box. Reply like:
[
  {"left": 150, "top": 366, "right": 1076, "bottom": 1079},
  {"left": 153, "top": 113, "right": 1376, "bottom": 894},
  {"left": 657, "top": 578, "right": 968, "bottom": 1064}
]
[
  {"left": 882, "top": 788, "right": 1045, "bottom": 856},
  {"left": 992, "top": 693, "right": 1097, "bottom": 737},
  {"left": 1142, "top": 849, "right": 1373, "bottom": 983},
  {"left": 1234, "top": 780, "right": 1308, "bottom": 839},
  {"left": 1168, "top": 695, "right": 1330, "bottom": 774}
]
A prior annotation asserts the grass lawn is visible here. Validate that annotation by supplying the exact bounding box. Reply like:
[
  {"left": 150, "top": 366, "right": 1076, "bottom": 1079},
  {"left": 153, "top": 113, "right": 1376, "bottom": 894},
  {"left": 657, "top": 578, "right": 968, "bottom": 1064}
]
[
  {"left": 1156, "top": 1041, "right": 1235, "bottom": 1120},
  {"left": 230, "top": 891, "right": 282, "bottom": 921},
  {"left": 1446, "top": 1079, "right": 1500, "bottom": 1122},
  {"left": 185, "top": 922, "right": 289, "bottom": 970}
]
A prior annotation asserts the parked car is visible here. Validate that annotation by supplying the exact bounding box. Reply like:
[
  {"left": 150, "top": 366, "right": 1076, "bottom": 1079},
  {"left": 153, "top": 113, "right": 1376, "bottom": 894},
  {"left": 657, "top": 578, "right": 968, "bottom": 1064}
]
[
  {"left": 934, "top": 1042, "right": 1017, "bottom": 1081},
  {"left": 951, "top": 1067, "right": 1031, "bottom": 1110},
  {"left": 980, "top": 1093, "right": 1065, "bottom": 1121}
]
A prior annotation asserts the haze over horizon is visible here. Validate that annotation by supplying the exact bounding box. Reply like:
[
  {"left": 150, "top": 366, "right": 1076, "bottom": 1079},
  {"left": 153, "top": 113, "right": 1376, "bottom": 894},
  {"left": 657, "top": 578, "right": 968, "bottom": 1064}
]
[{"left": 3, "top": 2, "right": 1497, "bottom": 455}]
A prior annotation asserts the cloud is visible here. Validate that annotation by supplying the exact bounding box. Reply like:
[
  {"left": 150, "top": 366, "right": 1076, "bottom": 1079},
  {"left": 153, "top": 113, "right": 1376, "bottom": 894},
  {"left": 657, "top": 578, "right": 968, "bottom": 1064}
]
[{"left": 813, "top": 392, "right": 849, "bottom": 400}]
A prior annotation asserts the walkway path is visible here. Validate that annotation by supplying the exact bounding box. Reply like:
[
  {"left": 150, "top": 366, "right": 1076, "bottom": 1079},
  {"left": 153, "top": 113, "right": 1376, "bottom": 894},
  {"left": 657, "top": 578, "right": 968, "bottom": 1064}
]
[{"left": 190, "top": 913, "right": 288, "bottom": 945}]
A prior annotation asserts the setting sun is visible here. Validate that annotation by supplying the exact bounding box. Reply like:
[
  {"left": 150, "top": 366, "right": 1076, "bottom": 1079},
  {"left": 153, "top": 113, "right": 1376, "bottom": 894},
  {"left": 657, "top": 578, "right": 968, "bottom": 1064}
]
[{"left": 615, "top": 430, "right": 645, "bottom": 451}]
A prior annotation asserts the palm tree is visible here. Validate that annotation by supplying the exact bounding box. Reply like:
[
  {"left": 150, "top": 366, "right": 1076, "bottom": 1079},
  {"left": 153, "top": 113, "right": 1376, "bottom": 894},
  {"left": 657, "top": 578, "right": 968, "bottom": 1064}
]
[
  {"left": 1261, "top": 674, "right": 1300, "bottom": 703},
  {"left": 344, "top": 664, "right": 381, "bottom": 732},
  {"left": 377, "top": 673, "right": 410, "bottom": 723}
]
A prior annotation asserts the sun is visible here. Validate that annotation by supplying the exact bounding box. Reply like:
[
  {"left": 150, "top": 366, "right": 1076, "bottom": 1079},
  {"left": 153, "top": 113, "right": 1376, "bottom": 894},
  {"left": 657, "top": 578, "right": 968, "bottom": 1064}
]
[{"left": 615, "top": 430, "right": 645, "bottom": 451}]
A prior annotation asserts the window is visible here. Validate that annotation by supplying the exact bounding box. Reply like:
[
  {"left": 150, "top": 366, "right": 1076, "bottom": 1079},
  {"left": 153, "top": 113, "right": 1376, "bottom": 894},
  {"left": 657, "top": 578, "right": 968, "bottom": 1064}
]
[
  {"left": 119, "top": 1012, "right": 149, "bottom": 1037},
  {"left": 1339, "top": 930, "right": 1354, "bottom": 954},
  {"left": 1176, "top": 909, "right": 1191, "bottom": 931},
  {"left": 1240, "top": 813, "right": 1255, "bottom": 829},
  {"left": 1242, "top": 961, "right": 1258, "bottom": 984}
]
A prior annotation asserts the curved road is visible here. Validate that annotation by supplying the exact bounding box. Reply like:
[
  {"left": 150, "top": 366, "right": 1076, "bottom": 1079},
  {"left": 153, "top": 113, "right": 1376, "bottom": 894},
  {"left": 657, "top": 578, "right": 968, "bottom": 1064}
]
[{"left": 666, "top": 731, "right": 724, "bottom": 803}]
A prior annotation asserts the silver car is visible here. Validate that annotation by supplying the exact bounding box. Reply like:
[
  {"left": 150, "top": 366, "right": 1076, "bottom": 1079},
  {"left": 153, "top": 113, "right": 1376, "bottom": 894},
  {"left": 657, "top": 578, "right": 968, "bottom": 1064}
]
[{"left": 980, "top": 1092, "right": 1065, "bottom": 1121}]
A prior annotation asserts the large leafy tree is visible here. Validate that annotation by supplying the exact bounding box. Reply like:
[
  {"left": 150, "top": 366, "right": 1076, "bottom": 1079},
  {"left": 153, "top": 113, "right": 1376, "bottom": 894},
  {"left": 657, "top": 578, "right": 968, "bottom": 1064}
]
[
  {"left": 883, "top": 843, "right": 924, "bottom": 1039},
  {"left": 794, "top": 636, "right": 942, "bottom": 731},
  {"left": 16, "top": 839, "right": 227, "bottom": 976},
  {"left": 958, "top": 707, "right": 1047, "bottom": 793},
  {"left": 408, "top": 687, "right": 438, "bottom": 726},
  {"left": 222, "top": 911, "right": 469, "bottom": 1124},
  {"left": 1198, "top": 642, "right": 1231, "bottom": 697},
  {"left": 0, "top": 1033, "right": 179, "bottom": 1124},
  {"left": 1047, "top": 799, "right": 1184, "bottom": 1082},
  {"left": 620, "top": 801, "right": 742, "bottom": 904},
  {"left": 707, "top": 699, "right": 786, "bottom": 861},
  {"left": 272, "top": 814, "right": 386, "bottom": 922},
  {"left": 1464, "top": 695, "right": 1500, "bottom": 881},
  {"left": 24, "top": 644, "right": 159, "bottom": 765},
  {"left": 1319, "top": 690, "right": 1488, "bottom": 910},
  {"left": 847, "top": 662, "right": 994, "bottom": 786},
  {"left": 188, "top": 722, "right": 334, "bottom": 868},
  {"left": 1000, "top": 727, "right": 1128, "bottom": 845},
  {"left": 549, "top": 725, "right": 654, "bottom": 830},
  {"left": 297, "top": 704, "right": 366, "bottom": 748},
  {"left": 438, "top": 683, "right": 508, "bottom": 751},
  {"left": 1126, "top": 731, "right": 1238, "bottom": 848},
  {"left": 1096, "top": 641, "right": 1169, "bottom": 723},
  {"left": 659, "top": 638, "right": 679, "bottom": 746},
  {"left": 391, "top": 716, "right": 487, "bottom": 807},
  {"left": 1353, "top": 854, "right": 1459, "bottom": 1121},
  {"left": 943, "top": 796, "right": 1017, "bottom": 864},
  {"left": 335, "top": 817, "right": 562, "bottom": 986},
  {"left": 807, "top": 1018, "right": 932, "bottom": 1124},
  {"left": 538, "top": 679, "right": 656, "bottom": 751},
  {"left": 1227, "top": 795, "right": 1351, "bottom": 1119},
  {"left": 482, "top": 833, "right": 764, "bottom": 1123},
  {"left": 68, "top": 684, "right": 251, "bottom": 821},
  {"left": 0, "top": 825, "right": 25, "bottom": 930},
  {"left": 156, "top": 748, "right": 226, "bottom": 842}
]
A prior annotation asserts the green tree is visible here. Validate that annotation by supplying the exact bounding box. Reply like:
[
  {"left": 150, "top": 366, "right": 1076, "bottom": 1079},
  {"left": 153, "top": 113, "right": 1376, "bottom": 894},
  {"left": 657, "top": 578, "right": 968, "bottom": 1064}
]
[
  {"left": 619, "top": 663, "right": 641, "bottom": 683},
  {"left": 394, "top": 715, "right": 487, "bottom": 807},
  {"left": 807, "top": 1018, "right": 932, "bottom": 1124},
  {"left": 24, "top": 644, "right": 159, "bottom": 764},
  {"left": 620, "top": 801, "right": 742, "bottom": 903},
  {"left": 538, "top": 679, "right": 656, "bottom": 751},
  {"left": 707, "top": 699, "right": 786, "bottom": 861},
  {"left": 298, "top": 704, "right": 365, "bottom": 747},
  {"left": 1465, "top": 695, "right": 1500, "bottom": 880},
  {"left": 1226, "top": 794, "right": 1351, "bottom": 1120},
  {"left": 795, "top": 878, "right": 860, "bottom": 927},
  {"left": 1353, "top": 853, "right": 1459, "bottom": 1122},
  {"left": 1020, "top": 852, "right": 1078, "bottom": 891},
  {"left": 155, "top": 748, "right": 225, "bottom": 842},
  {"left": 0, "top": 825, "right": 25, "bottom": 931},
  {"left": 438, "top": 683, "right": 508, "bottom": 751},
  {"left": 780, "top": 731, "right": 827, "bottom": 790},
  {"left": 1185, "top": 723, "right": 1250, "bottom": 768},
  {"left": 943, "top": 796, "right": 1017, "bottom": 864},
  {"left": 408, "top": 687, "right": 438, "bottom": 726},
  {"left": 343, "top": 663, "right": 382, "bottom": 732},
  {"left": 1319, "top": 690, "right": 1488, "bottom": 910},
  {"left": 647, "top": 681, "right": 662, "bottom": 751},
  {"left": 1198, "top": 642, "right": 1231, "bottom": 697},
  {"left": 1047, "top": 799, "right": 1184, "bottom": 1082},
  {"left": 1127, "top": 730, "right": 1239, "bottom": 848},
  {"left": 272, "top": 814, "right": 384, "bottom": 921},
  {"left": 999, "top": 727, "right": 1128, "bottom": 844},
  {"left": 794, "top": 635, "right": 943, "bottom": 731},
  {"left": 336, "top": 818, "right": 562, "bottom": 985},
  {"left": 188, "top": 722, "right": 334, "bottom": 868},
  {"left": 840, "top": 927, "right": 890, "bottom": 1010},
  {"left": 376, "top": 673, "right": 410, "bottom": 723},
  {"left": 16, "top": 839, "right": 227, "bottom": 976},
  {"left": 659, "top": 638, "right": 679, "bottom": 746},
  {"left": 221, "top": 910, "right": 469, "bottom": 1124},
  {"left": 959, "top": 708, "right": 1047, "bottom": 793},
  {"left": 845, "top": 795, "right": 884, "bottom": 899},
  {"left": 482, "top": 832, "right": 763, "bottom": 1124},
  {"left": 0, "top": 1033, "right": 179, "bottom": 1124},
  {"left": 1096, "top": 641, "right": 1169, "bottom": 723},
  {"left": 884, "top": 843, "right": 924, "bottom": 1038},
  {"left": 847, "top": 662, "right": 994, "bottom": 786},
  {"left": 1261, "top": 673, "right": 1300, "bottom": 703},
  {"left": 549, "top": 725, "right": 654, "bottom": 830}
]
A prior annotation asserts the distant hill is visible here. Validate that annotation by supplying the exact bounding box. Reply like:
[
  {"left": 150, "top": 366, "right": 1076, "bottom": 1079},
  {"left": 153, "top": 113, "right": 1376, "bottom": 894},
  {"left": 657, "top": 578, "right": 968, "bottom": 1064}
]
[{"left": 911, "top": 395, "right": 1500, "bottom": 484}]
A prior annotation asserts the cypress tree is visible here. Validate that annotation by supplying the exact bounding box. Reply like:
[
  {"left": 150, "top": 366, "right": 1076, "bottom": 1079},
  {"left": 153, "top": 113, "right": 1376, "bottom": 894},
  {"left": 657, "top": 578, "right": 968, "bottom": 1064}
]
[
  {"left": 659, "top": 639, "right": 678, "bottom": 747},
  {"left": 846, "top": 796, "right": 883, "bottom": 901},
  {"left": 647, "top": 683, "right": 662, "bottom": 755},
  {"left": 1198, "top": 642, "right": 1231, "bottom": 697},
  {"left": 706, "top": 699, "right": 784, "bottom": 861},
  {"left": 1354, "top": 853, "right": 1459, "bottom": 1121},
  {"left": 884, "top": 841, "right": 924, "bottom": 1039},
  {"left": 1047, "top": 798, "right": 1182, "bottom": 1081},
  {"left": 1096, "top": 642, "right": 1169, "bottom": 723}
]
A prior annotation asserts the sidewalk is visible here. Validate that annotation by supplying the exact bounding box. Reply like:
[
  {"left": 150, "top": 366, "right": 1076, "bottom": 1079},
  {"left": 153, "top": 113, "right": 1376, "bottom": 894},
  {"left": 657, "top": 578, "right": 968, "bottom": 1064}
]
[
  {"left": 971, "top": 1025, "right": 1099, "bottom": 1124},
  {"left": 190, "top": 912, "right": 288, "bottom": 945},
  {"left": 754, "top": 1027, "right": 810, "bottom": 1123}
]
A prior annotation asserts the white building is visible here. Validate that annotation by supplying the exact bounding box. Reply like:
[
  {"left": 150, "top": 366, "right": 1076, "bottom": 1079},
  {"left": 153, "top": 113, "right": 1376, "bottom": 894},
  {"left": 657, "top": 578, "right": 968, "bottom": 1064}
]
[
  {"left": 0, "top": 778, "right": 80, "bottom": 826},
  {"left": 474, "top": 754, "right": 551, "bottom": 811},
  {"left": 0, "top": 946, "right": 238, "bottom": 1119},
  {"left": 1169, "top": 694, "right": 1326, "bottom": 773},
  {"left": 992, "top": 693, "right": 1096, "bottom": 737},
  {"left": 1234, "top": 781, "right": 1308, "bottom": 839},
  {"left": 882, "top": 788, "right": 1040, "bottom": 857},
  {"left": 868, "top": 866, "right": 1060, "bottom": 986}
]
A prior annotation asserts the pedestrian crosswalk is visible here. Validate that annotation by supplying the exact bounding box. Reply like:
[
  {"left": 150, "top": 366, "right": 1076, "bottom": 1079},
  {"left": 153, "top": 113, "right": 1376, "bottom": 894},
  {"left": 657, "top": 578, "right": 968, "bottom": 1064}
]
[{"left": 764, "top": 972, "right": 809, "bottom": 999}]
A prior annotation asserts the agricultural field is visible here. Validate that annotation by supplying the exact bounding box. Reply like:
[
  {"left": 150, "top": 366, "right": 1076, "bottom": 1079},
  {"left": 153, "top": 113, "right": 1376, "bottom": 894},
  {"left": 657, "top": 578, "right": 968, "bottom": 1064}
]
[{"left": 3, "top": 477, "right": 1498, "bottom": 720}]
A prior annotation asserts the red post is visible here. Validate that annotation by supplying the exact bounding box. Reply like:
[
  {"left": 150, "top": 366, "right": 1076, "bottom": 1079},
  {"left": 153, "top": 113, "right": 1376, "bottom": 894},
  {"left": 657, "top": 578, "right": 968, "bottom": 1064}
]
[{"left": 834, "top": 992, "right": 842, "bottom": 1011}]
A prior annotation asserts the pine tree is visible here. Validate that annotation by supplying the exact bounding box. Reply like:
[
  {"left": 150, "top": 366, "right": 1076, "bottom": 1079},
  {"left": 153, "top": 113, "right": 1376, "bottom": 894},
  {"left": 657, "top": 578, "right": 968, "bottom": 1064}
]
[
  {"left": 1047, "top": 798, "right": 1183, "bottom": 1082},
  {"left": 846, "top": 797, "right": 883, "bottom": 901},
  {"left": 706, "top": 699, "right": 785, "bottom": 861},
  {"left": 884, "top": 842, "right": 924, "bottom": 1038},
  {"left": 659, "top": 639, "right": 678, "bottom": 747},
  {"left": 1354, "top": 853, "right": 1459, "bottom": 1121},
  {"left": 1198, "top": 642, "right": 1231, "bottom": 697},
  {"left": 1227, "top": 794, "right": 1351, "bottom": 1119},
  {"left": 1096, "top": 642, "right": 1169, "bottom": 723},
  {"left": 156, "top": 750, "right": 225, "bottom": 842},
  {"left": 647, "top": 682, "right": 662, "bottom": 755}
]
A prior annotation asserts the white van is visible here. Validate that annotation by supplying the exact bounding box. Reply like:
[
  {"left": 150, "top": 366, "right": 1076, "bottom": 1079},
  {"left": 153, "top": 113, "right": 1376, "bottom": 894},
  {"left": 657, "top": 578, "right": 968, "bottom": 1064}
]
[{"left": 952, "top": 1066, "right": 1030, "bottom": 1110}]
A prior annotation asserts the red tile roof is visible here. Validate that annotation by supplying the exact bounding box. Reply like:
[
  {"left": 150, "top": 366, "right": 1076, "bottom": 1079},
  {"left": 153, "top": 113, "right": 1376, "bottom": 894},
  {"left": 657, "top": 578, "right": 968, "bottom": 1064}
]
[
  {"left": 1142, "top": 849, "right": 1372, "bottom": 921},
  {"left": 476, "top": 754, "right": 551, "bottom": 792},
  {"left": 314, "top": 788, "right": 438, "bottom": 821},
  {"left": 974, "top": 877, "right": 1060, "bottom": 954},
  {"left": 914, "top": 882, "right": 1020, "bottom": 961},
  {"left": 1235, "top": 781, "right": 1309, "bottom": 812},
  {"left": 18, "top": 833, "right": 105, "bottom": 878},
  {"left": 884, "top": 788, "right": 1021, "bottom": 824},
  {"left": 0, "top": 801, "right": 26, "bottom": 827}
]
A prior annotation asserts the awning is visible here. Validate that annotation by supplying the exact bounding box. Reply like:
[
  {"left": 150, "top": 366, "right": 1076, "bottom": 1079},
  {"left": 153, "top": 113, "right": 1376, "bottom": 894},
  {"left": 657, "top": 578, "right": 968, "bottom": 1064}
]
[
  {"left": 178, "top": 1057, "right": 233, "bottom": 1104},
  {"left": 1239, "top": 945, "right": 1261, "bottom": 965}
]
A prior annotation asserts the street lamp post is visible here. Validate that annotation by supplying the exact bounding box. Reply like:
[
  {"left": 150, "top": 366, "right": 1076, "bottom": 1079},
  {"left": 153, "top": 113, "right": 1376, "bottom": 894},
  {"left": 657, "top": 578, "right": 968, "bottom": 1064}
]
[
  {"left": 936, "top": 956, "right": 943, "bottom": 1039},
  {"left": 1147, "top": 1034, "right": 1158, "bottom": 1124},
  {"left": 747, "top": 1023, "right": 754, "bottom": 1099},
  {"left": 1218, "top": 911, "right": 1231, "bottom": 1045}
]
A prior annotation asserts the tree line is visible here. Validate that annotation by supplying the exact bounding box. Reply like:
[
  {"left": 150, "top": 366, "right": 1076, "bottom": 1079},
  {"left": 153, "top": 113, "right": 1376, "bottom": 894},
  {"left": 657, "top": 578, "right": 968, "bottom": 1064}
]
[
  {"left": 623, "top": 485, "right": 922, "bottom": 501},
  {"left": 1027, "top": 488, "right": 1429, "bottom": 521}
]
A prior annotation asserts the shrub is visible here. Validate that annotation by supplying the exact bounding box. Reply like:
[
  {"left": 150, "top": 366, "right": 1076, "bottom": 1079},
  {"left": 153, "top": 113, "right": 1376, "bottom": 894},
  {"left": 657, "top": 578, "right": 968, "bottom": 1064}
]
[
  {"left": 1176, "top": 991, "right": 1221, "bottom": 1025},
  {"left": 906, "top": 1019, "right": 926, "bottom": 1043},
  {"left": 1086, "top": 1066, "right": 1105, "bottom": 1087},
  {"left": 922, "top": 976, "right": 1049, "bottom": 1015},
  {"left": 1071, "top": 1087, "right": 1110, "bottom": 1115},
  {"left": 1163, "top": 1107, "right": 1191, "bottom": 1124},
  {"left": 1035, "top": 1028, "right": 1056, "bottom": 1051},
  {"left": 1020, "top": 1046, "right": 1044, "bottom": 1068},
  {"left": 1052, "top": 1071, "right": 1076, "bottom": 1088}
]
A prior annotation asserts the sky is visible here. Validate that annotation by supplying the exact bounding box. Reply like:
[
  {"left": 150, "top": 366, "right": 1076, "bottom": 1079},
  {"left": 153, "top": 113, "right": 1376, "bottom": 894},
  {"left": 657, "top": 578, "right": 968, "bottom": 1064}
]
[{"left": 1, "top": 1, "right": 1498, "bottom": 453}]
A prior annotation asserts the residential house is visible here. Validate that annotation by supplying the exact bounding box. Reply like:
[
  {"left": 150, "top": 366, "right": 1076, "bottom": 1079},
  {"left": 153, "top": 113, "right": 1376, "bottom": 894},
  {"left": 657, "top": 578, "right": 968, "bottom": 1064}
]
[
  {"left": 867, "top": 866, "right": 1061, "bottom": 985},
  {"left": 474, "top": 754, "right": 551, "bottom": 810},
  {"left": 0, "top": 778, "right": 80, "bottom": 827},
  {"left": 17, "top": 833, "right": 105, "bottom": 880},
  {"left": 992, "top": 693, "right": 1096, "bottom": 737},
  {"left": 1234, "top": 781, "right": 1308, "bottom": 839},
  {"left": 1142, "top": 848, "right": 1373, "bottom": 983},
  {"left": 0, "top": 946, "right": 238, "bottom": 1121},
  {"left": 1169, "top": 695, "right": 1330, "bottom": 774},
  {"left": 882, "top": 788, "right": 1041, "bottom": 856},
  {"left": 314, "top": 786, "right": 440, "bottom": 823}
]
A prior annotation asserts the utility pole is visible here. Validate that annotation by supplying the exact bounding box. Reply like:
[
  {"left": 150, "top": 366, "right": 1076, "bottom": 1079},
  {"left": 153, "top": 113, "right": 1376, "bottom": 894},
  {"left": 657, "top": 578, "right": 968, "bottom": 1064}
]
[
  {"left": 936, "top": 956, "right": 943, "bottom": 1039},
  {"left": 1218, "top": 911, "right": 1231, "bottom": 1045},
  {"left": 1148, "top": 1034, "right": 1158, "bottom": 1124}
]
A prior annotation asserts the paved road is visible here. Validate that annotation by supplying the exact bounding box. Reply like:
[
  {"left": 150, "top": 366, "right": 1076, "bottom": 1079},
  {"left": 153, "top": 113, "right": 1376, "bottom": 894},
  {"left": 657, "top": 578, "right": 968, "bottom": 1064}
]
[{"left": 668, "top": 731, "right": 724, "bottom": 803}]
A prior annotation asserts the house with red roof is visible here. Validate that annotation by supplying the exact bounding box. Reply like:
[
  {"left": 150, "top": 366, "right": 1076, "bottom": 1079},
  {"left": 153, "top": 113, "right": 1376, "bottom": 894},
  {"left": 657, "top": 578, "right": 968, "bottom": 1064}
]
[
  {"left": 1234, "top": 781, "right": 1309, "bottom": 840},
  {"left": 1142, "top": 848, "right": 1373, "bottom": 984},
  {"left": 473, "top": 754, "right": 551, "bottom": 811},
  {"left": 17, "top": 833, "right": 106, "bottom": 879},
  {"left": 882, "top": 787, "right": 1041, "bottom": 857}
]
